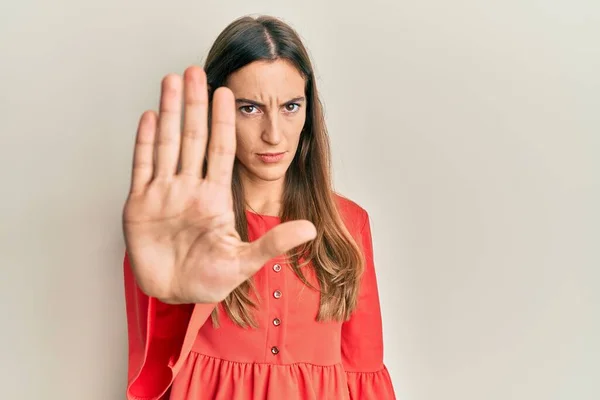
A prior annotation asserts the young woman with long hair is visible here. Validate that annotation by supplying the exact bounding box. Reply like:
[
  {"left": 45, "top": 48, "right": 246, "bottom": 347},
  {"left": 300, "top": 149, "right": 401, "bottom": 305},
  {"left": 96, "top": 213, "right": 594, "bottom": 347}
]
[{"left": 122, "top": 14, "right": 396, "bottom": 400}]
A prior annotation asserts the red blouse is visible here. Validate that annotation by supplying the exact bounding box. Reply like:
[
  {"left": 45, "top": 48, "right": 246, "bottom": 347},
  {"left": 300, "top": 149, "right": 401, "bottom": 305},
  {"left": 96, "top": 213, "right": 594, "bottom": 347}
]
[{"left": 124, "top": 195, "right": 397, "bottom": 399}]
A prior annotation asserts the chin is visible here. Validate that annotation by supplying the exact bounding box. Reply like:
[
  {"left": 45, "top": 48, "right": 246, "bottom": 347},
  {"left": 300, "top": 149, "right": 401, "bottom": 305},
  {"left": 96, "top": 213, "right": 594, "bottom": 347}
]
[
  {"left": 250, "top": 165, "right": 288, "bottom": 182},
  {"left": 237, "top": 156, "right": 290, "bottom": 182}
]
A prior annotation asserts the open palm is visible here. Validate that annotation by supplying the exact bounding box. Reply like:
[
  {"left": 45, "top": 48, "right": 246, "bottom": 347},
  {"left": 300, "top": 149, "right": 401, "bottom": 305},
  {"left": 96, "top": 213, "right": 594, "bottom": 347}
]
[{"left": 122, "top": 66, "right": 316, "bottom": 305}]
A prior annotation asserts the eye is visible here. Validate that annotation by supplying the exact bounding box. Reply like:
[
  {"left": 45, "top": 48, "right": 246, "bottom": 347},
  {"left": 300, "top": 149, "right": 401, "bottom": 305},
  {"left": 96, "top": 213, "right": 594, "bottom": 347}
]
[
  {"left": 284, "top": 103, "right": 301, "bottom": 113},
  {"left": 240, "top": 105, "right": 259, "bottom": 114}
]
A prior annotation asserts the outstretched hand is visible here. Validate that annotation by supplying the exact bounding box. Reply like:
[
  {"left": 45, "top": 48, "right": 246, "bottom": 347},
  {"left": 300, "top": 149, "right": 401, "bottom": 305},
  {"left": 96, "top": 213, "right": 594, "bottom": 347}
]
[{"left": 122, "top": 66, "right": 316, "bottom": 304}]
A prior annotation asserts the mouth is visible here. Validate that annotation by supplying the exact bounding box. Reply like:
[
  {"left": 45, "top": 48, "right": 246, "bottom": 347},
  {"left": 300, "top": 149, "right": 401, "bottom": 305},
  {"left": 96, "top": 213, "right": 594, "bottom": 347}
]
[{"left": 257, "top": 152, "right": 286, "bottom": 163}]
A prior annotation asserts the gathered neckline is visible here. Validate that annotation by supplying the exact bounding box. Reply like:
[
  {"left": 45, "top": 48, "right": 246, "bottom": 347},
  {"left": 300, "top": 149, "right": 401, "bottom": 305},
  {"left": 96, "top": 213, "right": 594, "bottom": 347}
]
[{"left": 244, "top": 209, "right": 281, "bottom": 219}]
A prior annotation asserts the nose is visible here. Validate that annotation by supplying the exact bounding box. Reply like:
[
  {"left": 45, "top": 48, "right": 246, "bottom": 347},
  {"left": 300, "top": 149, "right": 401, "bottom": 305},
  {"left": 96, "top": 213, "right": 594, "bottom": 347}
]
[{"left": 261, "top": 114, "right": 282, "bottom": 145}]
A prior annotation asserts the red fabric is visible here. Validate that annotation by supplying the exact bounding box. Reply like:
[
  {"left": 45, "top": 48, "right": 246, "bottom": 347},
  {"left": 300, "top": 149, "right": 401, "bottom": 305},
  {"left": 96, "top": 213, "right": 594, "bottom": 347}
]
[{"left": 124, "top": 195, "right": 396, "bottom": 399}]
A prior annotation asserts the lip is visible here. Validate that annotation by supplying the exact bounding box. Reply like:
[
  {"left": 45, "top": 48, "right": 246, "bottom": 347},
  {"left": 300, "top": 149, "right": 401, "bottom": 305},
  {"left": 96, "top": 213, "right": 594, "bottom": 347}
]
[{"left": 257, "top": 152, "right": 285, "bottom": 163}]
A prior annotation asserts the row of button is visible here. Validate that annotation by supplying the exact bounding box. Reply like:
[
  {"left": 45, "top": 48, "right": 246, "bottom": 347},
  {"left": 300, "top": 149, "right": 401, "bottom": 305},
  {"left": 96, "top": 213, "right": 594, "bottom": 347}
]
[{"left": 271, "top": 264, "right": 282, "bottom": 356}]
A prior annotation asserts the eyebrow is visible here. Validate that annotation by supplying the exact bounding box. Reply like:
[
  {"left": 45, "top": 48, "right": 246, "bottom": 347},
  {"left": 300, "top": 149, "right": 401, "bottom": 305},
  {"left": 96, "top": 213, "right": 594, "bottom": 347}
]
[{"left": 235, "top": 96, "right": 306, "bottom": 107}]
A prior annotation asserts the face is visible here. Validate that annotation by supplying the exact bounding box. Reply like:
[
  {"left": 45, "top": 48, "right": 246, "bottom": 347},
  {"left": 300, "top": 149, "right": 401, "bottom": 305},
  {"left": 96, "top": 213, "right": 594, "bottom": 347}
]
[{"left": 225, "top": 59, "right": 307, "bottom": 184}]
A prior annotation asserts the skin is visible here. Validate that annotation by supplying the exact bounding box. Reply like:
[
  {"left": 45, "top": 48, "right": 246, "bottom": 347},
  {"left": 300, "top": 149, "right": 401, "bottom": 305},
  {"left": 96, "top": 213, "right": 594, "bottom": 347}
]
[
  {"left": 224, "top": 59, "right": 307, "bottom": 217},
  {"left": 122, "top": 65, "right": 317, "bottom": 304}
]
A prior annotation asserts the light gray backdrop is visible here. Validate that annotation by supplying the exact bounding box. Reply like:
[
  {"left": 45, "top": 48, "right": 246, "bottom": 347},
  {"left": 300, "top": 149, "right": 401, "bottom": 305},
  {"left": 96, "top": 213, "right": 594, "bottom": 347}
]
[{"left": 1, "top": 0, "right": 598, "bottom": 399}]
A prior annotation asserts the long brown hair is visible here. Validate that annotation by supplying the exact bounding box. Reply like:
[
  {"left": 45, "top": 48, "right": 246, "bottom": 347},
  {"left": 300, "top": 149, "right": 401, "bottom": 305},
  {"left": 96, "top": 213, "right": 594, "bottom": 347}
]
[{"left": 203, "top": 15, "right": 364, "bottom": 328}]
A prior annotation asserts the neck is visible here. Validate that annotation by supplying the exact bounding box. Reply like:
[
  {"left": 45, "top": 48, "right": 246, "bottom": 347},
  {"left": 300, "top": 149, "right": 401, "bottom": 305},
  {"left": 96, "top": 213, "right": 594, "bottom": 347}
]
[{"left": 240, "top": 170, "right": 285, "bottom": 217}]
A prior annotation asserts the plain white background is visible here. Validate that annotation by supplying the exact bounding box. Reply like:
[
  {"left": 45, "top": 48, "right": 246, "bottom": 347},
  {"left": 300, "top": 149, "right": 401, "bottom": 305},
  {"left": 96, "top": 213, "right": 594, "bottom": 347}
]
[{"left": 1, "top": 1, "right": 598, "bottom": 399}]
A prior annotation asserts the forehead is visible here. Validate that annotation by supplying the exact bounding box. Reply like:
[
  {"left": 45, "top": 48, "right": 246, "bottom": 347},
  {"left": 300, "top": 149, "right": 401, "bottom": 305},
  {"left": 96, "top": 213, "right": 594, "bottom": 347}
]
[{"left": 226, "top": 59, "right": 305, "bottom": 98}]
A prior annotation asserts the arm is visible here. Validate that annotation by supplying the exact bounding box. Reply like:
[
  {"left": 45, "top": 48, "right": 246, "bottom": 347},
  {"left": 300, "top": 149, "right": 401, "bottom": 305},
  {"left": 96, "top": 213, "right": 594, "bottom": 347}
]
[
  {"left": 123, "top": 251, "right": 214, "bottom": 400},
  {"left": 341, "top": 211, "right": 396, "bottom": 400}
]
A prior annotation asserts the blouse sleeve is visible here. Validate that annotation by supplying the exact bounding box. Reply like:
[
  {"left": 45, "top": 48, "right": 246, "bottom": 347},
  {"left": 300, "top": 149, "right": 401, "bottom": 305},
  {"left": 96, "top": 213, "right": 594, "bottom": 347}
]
[
  {"left": 341, "top": 211, "right": 397, "bottom": 400},
  {"left": 123, "top": 251, "right": 215, "bottom": 400}
]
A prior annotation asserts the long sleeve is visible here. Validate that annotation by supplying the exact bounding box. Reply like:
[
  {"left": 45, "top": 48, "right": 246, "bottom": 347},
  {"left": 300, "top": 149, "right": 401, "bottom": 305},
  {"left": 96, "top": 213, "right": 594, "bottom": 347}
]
[
  {"left": 341, "top": 211, "right": 397, "bottom": 400},
  {"left": 123, "top": 251, "right": 215, "bottom": 400}
]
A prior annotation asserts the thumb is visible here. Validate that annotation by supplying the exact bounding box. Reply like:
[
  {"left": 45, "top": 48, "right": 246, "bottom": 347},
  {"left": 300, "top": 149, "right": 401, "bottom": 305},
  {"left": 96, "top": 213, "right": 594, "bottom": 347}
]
[{"left": 239, "top": 220, "right": 317, "bottom": 275}]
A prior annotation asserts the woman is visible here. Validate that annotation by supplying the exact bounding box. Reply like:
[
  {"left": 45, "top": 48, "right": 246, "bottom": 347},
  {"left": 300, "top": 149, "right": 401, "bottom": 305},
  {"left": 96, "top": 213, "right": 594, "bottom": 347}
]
[{"left": 122, "top": 14, "right": 396, "bottom": 400}]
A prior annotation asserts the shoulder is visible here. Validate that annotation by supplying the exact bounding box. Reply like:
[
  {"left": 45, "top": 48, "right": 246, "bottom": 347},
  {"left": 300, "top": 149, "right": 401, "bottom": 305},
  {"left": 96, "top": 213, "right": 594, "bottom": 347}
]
[{"left": 333, "top": 192, "right": 369, "bottom": 234}]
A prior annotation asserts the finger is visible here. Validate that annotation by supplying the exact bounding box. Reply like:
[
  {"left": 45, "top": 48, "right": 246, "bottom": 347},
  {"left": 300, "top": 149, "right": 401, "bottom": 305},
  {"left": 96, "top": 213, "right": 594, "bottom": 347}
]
[
  {"left": 180, "top": 66, "right": 209, "bottom": 178},
  {"left": 206, "top": 87, "right": 236, "bottom": 185},
  {"left": 240, "top": 220, "right": 317, "bottom": 276},
  {"left": 130, "top": 110, "right": 158, "bottom": 195},
  {"left": 155, "top": 74, "right": 183, "bottom": 178}
]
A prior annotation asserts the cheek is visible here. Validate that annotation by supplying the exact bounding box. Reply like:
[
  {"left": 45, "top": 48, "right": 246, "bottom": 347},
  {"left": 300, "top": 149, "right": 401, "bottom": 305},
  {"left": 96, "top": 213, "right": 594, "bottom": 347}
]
[
  {"left": 295, "top": 110, "right": 307, "bottom": 131},
  {"left": 287, "top": 114, "right": 306, "bottom": 141},
  {"left": 234, "top": 122, "right": 257, "bottom": 156}
]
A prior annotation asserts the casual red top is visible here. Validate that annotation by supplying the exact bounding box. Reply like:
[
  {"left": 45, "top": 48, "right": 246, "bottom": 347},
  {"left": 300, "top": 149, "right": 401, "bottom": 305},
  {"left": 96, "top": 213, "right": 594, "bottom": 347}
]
[{"left": 124, "top": 195, "right": 397, "bottom": 399}]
